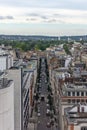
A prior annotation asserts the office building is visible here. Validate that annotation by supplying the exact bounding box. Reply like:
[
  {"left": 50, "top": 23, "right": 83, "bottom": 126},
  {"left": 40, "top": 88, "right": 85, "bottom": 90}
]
[{"left": 0, "top": 78, "right": 14, "bottom": 130}]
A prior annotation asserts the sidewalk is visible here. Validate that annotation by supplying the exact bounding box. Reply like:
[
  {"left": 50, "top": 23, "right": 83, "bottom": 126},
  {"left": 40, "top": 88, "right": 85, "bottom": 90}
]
[
  {"left": 28, "top": 110, "right": 37, "bottom": 130},
  {"left": 28, "top": 123, "right": 34, "bottom": 130}
]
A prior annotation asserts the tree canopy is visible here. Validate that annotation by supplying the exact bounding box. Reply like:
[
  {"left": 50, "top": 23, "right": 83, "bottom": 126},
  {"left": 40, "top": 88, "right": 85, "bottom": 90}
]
[{"left": 0, "top": 39, "right": 74, "bottom": 52}]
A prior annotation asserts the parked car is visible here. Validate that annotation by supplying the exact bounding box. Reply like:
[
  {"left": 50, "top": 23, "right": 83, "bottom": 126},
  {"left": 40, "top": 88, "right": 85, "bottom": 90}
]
[
  {"left": 37, "top": 112, "right": 41, "bottom": 117},
  {"left": 46, "top": 122, "right": 51, "bottom": 128},
  {"left": 46, "top": 109, "right": 50, "bottom": 116},
  {"left": 46, "top": 103, "right": 50, "bottom": 109},
  {"left": 37, "top": 100, "right": 40, "bottom": 104},
  {"left": 37, "top": 107, "right": 40, "bottom": 112},
  {"left": 41, "top": 95, "right": 45, "bottom": 101},
  {"left": 50, "top": 118, "right": 54, "bottom": 125}
]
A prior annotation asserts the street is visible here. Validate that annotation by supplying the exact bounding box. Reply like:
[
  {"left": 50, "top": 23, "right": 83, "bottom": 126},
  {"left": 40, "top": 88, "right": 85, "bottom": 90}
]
[{"left": 36, "top": 57, "right": 57, "bottom": 130}]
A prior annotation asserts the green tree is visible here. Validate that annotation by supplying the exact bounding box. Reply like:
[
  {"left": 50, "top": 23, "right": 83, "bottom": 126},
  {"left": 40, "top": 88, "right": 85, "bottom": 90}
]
[{"left": 63, "top": 44, "right": 71, "bottom": 55}]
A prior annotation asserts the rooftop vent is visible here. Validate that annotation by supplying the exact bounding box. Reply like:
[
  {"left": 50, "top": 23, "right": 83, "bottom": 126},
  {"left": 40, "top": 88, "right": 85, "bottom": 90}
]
[{"left": 0, "top": 78, "right": 8, "bottom": 89}]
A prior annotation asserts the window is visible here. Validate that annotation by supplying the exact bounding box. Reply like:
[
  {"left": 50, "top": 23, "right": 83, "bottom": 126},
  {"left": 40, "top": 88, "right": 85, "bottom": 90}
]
[
  {"left": 72, "top": 92, "right": 75, "bottom": 96},
  {"left": 81, "top": 92, "right": 84, "bottom": 96},
  {"left": 72, "top": 99, "right": 75, "bottom": 103},
  {"left": 86, "top": 92, "right": 87, "bottom": 96},
  {"left": 77, "top": 92, "right": 79, "bottom": 96},
  {"left": 81, "top": 127, "right": 87, "bottom": 130},
  {"left": 68, "top": 99, "right": 71, "bottom": 103},
  {"left": 81, "top": 99, "right": 84, "bottom": 103},
  {"left": 67, "top": 91, "right": 71, "bottom": 96},
  {"left": 77, "top": 99, "right": 80, "bottom": 103}
]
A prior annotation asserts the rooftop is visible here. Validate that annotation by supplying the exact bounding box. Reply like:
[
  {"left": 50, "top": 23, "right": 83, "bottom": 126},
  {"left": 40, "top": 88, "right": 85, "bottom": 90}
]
[
  {"left": 64, "top": 104, "right": 87, "bottom": 124},
  {"left": 63, "top": 83, "right": 87, "bottom": 90},
  {"left": 0, "top": 78, "right": 12, "bottom": 89}
]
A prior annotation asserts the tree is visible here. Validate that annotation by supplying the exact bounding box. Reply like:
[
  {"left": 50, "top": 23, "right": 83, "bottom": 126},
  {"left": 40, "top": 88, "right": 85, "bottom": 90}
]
[
  {"left": 63, "top": 44, "right": 71, "bottom": 55},
  {"left": 35, "top": 93, "right": 39, "bottom": 101}
]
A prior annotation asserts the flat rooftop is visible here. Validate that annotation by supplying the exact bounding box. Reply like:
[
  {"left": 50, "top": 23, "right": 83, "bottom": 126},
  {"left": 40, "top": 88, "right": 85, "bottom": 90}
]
[
  {"left": 63, "top": 83, "right": 87, "bottom": 90},
  {"left": 65, "top": 104, "right": 87, "bottom": 125},
  {"left": 0, "top": 78, "right": 12, "bottom": 89}
]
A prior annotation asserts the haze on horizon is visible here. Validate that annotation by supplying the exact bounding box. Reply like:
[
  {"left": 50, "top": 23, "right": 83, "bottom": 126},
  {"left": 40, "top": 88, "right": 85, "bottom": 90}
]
[{"left": 0, "top": 0, "right": 87, "bottom": 36}]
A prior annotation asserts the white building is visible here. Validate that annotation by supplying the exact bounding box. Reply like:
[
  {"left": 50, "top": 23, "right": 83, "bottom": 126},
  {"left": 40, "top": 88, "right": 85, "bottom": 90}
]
[
  {"left": 0, "top": 78, "right": 14, "bottom": 130},
  {"left": 7, "top": 67, "right": 34, "bottom": 130},
  {"left": 0, "top": 54, "right": 13, "bottom": 71},
  {"left": 7, "top": 68, "right": 22, "bottom": 130}
]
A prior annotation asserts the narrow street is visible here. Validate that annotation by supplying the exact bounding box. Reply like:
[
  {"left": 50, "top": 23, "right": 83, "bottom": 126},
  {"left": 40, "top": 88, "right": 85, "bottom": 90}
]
[{"left": 35, "top": 57, "right": 57, "bottom": 130}]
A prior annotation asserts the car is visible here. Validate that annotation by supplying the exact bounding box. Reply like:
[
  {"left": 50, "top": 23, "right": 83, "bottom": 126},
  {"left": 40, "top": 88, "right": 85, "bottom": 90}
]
[
  {"left": 37, "top": 112, "right": 41, "bottom": 117},
  {"left": 46, "top": 103, "right": 49, "bottom": 106},
  {"left": 46, "top": 122, "right": 51, "bottom": 128},
  {"left": 38, "top": 120, "right": 40, "bottom": 124},
  {"left": 40, "top": 95, "right": 45, "bottom": 101},
  {"left": 37, "top": 100, "right": 40, "bottom": 104},
  {"left": 50, "top": 119, "right": 54, "bottom": 125},
  {"left": 37, "top": 107, "right": 40, "bottom": 112},
  {"left": 46, "top": 109, "right": 50, "bottom": 116},
  {"left": 46, "top": 103, "right": 50, "bottom": 108},
  {"left": 45, "top": 80, "right": 47, "bottom": 83},
  {"left": 39, "top": 85, "right": 41, "bottom": 88}
]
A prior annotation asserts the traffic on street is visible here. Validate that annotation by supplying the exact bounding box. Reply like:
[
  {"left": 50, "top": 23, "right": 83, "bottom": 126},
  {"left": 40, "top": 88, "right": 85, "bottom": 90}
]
[{"left": 34, "top": 57, "right": 57, "bottom": 130}]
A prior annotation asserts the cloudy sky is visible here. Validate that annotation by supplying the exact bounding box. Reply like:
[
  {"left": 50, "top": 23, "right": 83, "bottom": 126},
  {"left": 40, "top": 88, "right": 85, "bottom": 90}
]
[{"left": 0, "top": 0, "right": 87, "bottom": 36}]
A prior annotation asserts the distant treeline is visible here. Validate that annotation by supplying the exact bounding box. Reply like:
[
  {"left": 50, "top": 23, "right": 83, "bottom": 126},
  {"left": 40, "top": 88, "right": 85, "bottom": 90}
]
[{"left": 0, "top": 39, "right": 74, "bottom": 51}]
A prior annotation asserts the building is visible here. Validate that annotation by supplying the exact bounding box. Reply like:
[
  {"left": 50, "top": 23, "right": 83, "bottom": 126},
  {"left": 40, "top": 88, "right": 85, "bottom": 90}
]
[
  {"left": 0, "top": 78, "right": 14, "bottom": 130},
  {"left": 7, "top": 68, "right": 23, "bottom": 130},
  {"left": 64, "top": 104, "right": 87, "bottom": 130},
  {"left": 7, "top": 60, "right": 37, "bottom": 130},
  {"left": 0, "top": 49, "right": 13, "bottom": 71},
  {"left": 50, "top": 67, "right": 70, "bottom": 130},
  {"left": 81, "top": 55, "right": 87, "bottom": 68},
  {"left": 0, "top": 48, "right": 14, "bottom": 71},
  {"left": 57, "top": 76, "right": 87, "bottom": 130},
  {"left": 50, "top": 65, "right": 87, "bottom": 130},
  {"left": 46, "top": 43, "right": 87, "bottom": 130}
]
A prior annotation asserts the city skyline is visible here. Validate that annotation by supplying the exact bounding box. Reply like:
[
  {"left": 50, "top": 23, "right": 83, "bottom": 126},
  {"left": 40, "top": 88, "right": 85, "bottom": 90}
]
[{"left": 0, "top": 0, "right": 87, "bottom": 36}]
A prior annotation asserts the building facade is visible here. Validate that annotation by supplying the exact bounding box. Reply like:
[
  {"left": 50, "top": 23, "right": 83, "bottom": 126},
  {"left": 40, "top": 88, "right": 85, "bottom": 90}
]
[
  {"left": 7, "top": 66, "right": 35, "bottom": 130},
  {"left": 0, "top": 78, "right": 14, "bottom": 130},
  {"left": 64, "top": 104, "right": 87, "bottom": 130},
  {"left": 0, "top": 54, "right": 13, "bottom": 71}
]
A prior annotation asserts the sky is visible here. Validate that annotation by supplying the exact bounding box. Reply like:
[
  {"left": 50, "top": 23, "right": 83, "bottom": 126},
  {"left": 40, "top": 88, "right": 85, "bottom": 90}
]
[{"left": 0, "top": 0, "right": 87, "bottom": 36}]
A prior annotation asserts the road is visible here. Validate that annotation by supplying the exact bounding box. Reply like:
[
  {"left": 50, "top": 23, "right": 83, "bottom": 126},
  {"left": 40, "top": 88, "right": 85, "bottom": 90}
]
[{"left": 36, "top": 57, "right": 56, "bottom": 130}]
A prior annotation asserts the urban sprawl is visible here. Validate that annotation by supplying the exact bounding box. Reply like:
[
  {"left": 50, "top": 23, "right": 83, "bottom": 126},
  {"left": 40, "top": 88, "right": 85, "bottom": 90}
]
[{"left": 0, "top": 41, "right": 87, "bottom": 130}]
